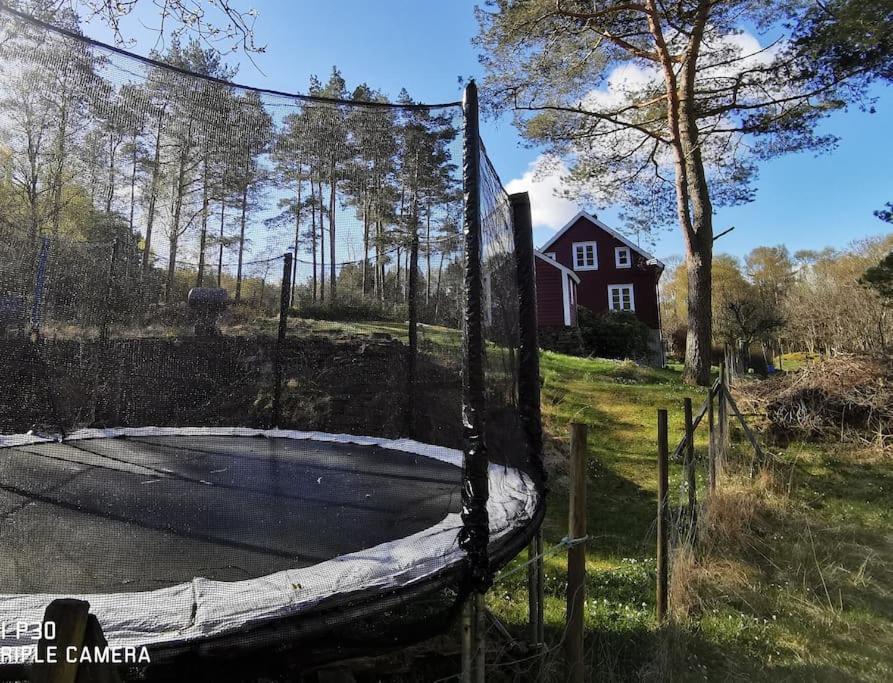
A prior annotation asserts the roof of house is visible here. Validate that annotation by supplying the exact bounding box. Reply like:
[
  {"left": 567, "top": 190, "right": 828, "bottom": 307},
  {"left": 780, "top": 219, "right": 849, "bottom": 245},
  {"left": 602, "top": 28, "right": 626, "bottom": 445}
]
[
  {"left": 534, "top": 250, "right": 581, "bottom": 284},
  {"left": 539, "top": 210, "right": 665, "bottom": 271}
]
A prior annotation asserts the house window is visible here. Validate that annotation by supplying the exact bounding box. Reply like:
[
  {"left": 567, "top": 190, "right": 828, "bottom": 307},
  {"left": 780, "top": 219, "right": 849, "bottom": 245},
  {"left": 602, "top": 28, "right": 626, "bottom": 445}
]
[
  {"left": 615, "top": 246, "right": 631, "bottom": 268},
  {"left": 608, "top": 284, "right": 635, "bottom": 312},
  {"left": 572, "top": 241, "right": 598, "bottom": 270},
  {"left": 545, "top": 252, "right": 556, "bottom": 260}
]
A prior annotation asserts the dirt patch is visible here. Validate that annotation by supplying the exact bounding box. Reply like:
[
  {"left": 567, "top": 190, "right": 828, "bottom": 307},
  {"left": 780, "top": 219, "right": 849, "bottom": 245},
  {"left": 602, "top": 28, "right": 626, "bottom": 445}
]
[{"left": 0, "top": 333, "right": 463, "bottom": 448}]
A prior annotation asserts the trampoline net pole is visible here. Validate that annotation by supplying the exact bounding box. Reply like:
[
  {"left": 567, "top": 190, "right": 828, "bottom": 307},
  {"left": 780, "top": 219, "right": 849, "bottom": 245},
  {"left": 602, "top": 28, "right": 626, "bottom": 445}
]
[
  {"left": 509, "top": 192, "right": 545, "bottom": 486},
  {"left": 459, "top": 80, "right": 490, "bottom": 592}
]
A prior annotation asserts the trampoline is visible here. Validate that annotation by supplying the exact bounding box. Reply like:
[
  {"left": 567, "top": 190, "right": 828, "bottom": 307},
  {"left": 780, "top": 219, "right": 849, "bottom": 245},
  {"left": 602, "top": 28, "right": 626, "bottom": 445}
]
[
  {"left": 0, "top": 428, "right": 537, "bottom": 652},
  {"left": 0, "top": 8, "right": 547, "bottom": 678}
]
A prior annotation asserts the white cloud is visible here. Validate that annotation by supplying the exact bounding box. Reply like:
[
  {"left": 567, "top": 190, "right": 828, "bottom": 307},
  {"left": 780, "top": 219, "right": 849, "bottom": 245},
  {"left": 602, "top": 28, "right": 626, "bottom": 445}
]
[
  {"left": 504, "top": 156, "right": 579, "bottom": 231},
  {"left": 584, "top": 62, "right": 661, "bottom": 110}
]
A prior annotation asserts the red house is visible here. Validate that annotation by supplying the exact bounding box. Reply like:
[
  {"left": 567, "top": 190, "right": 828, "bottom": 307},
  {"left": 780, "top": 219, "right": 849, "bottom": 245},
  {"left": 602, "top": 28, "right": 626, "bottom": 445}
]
[{"left": 534, "top": 211, "right": 665, "bottom": 363}]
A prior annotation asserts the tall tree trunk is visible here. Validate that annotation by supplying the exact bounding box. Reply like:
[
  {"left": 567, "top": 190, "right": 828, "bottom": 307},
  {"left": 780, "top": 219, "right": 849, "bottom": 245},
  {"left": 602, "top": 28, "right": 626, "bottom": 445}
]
[
  {"left": 310, "top": 179, "right": 317, "bottom": 302},
  {"left": 141, "top": 110, "right": 164, "bottom": 274},
  {"left": 235, "top": 180, "right": 248, "bottom": 302},
  {"left": 362, "top": 184, "right": 369, "bottom": 294},
  {"left": 425, "top": 200, "right": 431, "bottom": 306},
  {"left": 165, "top": 151, "right": 187, "bottom": 303},
  {"left": 105, "top": 135, "right": 119, "bottom": 215},
  {"left": 395, "top": 245, "right": 401, "bottom": 305},
  {"left": 328, "top": 158, "right": 336, "bottom": 301},
  {"left": 434, "top": 249, "right": 446, "bottom": 318},
  {"left": 196, "top": 156, "right": 209, "bottom": 287},
  {"left": 217, "top": 199, "right": 226, "bottom": 288},
  {"left": 50, "top": 98, "right": 69, "bottom": 237},
  {"left": 318, "top": 176, "right": 325, "bottom": 303},
  {"left": 291, "top": 165, "right": 302, "bottom": 301},
  {"left": 679, "top": 46, "right": 714, "bottom": 386},
  {"left": 646, "top": 0, "right": 713, "bottom": 385},
  {"left": 128, "top": 134, "right": 138, "bottom": 234},
  {"left": 378, "top": 220, "right": 385, "bottom": 302}
]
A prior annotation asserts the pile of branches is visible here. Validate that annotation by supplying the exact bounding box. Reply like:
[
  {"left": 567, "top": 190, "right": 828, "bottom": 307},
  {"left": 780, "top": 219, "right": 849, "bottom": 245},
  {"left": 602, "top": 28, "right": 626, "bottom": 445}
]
[{"left": 736, "top": 354, "right": 892, "bottom": 449}]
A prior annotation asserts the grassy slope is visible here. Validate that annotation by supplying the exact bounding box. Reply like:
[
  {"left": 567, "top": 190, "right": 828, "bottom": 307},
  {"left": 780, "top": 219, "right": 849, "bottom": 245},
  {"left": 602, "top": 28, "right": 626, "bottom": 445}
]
[
  {"left": 487, "top": 350, "right": 892, "bottom": 681},
  {"left": 264, "top": 317, "right": 890, "bottom": 679}
]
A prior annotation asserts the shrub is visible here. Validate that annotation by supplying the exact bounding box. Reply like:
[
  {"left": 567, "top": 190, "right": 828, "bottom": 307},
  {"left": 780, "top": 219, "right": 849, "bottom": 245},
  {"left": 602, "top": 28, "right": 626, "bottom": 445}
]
[
  {"left": 577, "top": 307, "right": 650, "bottom": 360},
  {"left": 294, "top": 295, "right": 405, "bottom": 323}
]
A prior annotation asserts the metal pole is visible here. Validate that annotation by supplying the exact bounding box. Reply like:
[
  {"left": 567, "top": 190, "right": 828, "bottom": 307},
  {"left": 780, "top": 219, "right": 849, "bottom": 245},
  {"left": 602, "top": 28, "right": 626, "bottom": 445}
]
[
  {"left": 566, "top": 422, "right": 587, "bottom": 683},
  {"left": 510, "top": 191, "right": 546, "bottom": 653},
  {"left": 656, "top": 409, "right": 669, "bottom": 623},
  {"left": 460, "top": 79, "right": 489, "bottom": 589}
]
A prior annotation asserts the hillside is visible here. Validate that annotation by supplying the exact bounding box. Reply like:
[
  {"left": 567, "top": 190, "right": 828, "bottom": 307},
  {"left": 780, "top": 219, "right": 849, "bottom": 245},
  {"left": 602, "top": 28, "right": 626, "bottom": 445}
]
[{"left": 485, "top": 350, "right": 893, "bottom": 681}]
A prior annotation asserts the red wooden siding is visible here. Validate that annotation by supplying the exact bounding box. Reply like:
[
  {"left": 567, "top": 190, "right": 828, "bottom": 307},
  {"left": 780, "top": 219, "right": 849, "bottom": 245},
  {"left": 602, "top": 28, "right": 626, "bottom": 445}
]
[
  {"left": 535, "top": 256, "right": 567, "bottom": 327},
  {"left": 544, "top": 216, "right": 661, "bottom": 329}
]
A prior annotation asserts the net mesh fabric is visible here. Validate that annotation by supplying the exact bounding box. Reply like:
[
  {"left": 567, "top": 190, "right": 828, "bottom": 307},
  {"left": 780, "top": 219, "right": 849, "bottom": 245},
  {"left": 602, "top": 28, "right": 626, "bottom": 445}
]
[
  {"left": 0, "top": 6, "right": 541, "bottom": 672},
  {"left": 0, "top": 9, "right": 466, "bottom": 443}
]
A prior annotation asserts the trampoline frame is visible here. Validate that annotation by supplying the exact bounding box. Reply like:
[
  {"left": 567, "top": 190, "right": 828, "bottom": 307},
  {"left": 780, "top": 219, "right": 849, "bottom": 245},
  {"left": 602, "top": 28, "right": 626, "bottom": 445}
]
[{"left": 0, "top": 428, "right": 537, "bottom": 655}]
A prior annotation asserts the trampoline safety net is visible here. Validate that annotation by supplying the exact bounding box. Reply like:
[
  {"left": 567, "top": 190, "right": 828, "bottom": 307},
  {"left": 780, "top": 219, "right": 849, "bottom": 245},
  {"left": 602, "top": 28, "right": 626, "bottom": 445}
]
[{"left": 0, "top": 5, "right": 545, "bottom": 677}]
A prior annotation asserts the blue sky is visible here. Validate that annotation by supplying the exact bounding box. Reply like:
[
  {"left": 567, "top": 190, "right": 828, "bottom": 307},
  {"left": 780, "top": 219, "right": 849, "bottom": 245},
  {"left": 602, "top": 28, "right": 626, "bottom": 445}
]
[{"left": 85, "top": 1, "right": 893, "bottom": 263}]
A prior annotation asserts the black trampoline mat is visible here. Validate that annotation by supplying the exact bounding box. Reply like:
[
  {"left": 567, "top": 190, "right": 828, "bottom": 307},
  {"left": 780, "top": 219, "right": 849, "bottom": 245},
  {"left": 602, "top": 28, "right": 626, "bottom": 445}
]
[{"left": 0, "top": 435, "right": 462, "bottom": 594}]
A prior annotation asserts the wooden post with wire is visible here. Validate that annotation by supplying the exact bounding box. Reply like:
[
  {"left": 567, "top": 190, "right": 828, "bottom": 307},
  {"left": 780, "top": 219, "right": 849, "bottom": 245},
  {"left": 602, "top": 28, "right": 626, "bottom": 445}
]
[
  {"left": 566, "top": 422, "right": 588, "bottom": 683},
  {"left": 708, "top": 383, "right": 717, "bottom": 494},
  {"left": 683, "top": 397, "right": 697, "bottom": 522},
  {"left": 461, "top": 598, "right": 473, "bottom": 683},
  {"left": 527, "top": 531, "right": 543, "bottom": 649},
  {"left": 460, "top": 593, "right": 486, "bottom": 683},
  {"left": 656, "top": 409, "right": 669, "bottom": 623},
  {"left": 718, "top": 361, "right": 728, "bottom": 467}
]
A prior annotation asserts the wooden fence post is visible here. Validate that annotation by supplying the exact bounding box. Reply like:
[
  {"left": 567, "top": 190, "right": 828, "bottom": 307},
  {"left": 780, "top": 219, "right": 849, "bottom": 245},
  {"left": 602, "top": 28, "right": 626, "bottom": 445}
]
[
  {"left": 527, "top": 537, "right": 538, "bottom": 646},
  {"left": 718, "top": 362, "right": 728, "bottom": 467},
  {"left": 461, "top": 592, "right": 486, "bottom": 683},
  {"left": 566, "top": 422, "right": 588, "bottom": 683},
  {"left": 461, "top": 598, "right": 473, "bottom": 683},
  {"left": 656, "top": 409, "right": 669, "bottom": 623},
  {"left": 683, "top": 397, "right": 697, "bottom": 522},
  {"left": 527, "top": 529, "right": 544, "bottom": 650},
  {"left": 708, "top": 384, "right": 717, "bottom": 494}
]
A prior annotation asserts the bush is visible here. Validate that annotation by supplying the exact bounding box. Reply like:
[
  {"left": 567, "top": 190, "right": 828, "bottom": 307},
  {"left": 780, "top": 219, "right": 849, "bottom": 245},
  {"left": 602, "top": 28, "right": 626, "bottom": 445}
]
[
  {"left": 577, "top": 307, "right": 650, "bottom": 360},
  {"left": 294, "top": 295, "right": 406, "bottom": 323}
]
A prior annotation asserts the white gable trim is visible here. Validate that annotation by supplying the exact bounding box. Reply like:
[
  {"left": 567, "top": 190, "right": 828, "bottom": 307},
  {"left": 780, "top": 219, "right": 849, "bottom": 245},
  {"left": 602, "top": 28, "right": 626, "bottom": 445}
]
[
  {"left": 534, "top": 250, "right": 581, "bottom": 284},
  {"left": 539, "top": 211, "right": 665, "bottom": 271}
]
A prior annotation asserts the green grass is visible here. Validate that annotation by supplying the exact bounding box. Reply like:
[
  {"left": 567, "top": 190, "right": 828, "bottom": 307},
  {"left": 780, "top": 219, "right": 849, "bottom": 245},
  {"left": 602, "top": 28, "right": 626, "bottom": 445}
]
[
  {"left": 777, "top": 351, "right": 822, "bottom": 372},
  {"left": 241, "top": 316, "right": 891, "bottom": 679},
  {"left": 486, "top": 351, "right": 893, "bottom": 681}
]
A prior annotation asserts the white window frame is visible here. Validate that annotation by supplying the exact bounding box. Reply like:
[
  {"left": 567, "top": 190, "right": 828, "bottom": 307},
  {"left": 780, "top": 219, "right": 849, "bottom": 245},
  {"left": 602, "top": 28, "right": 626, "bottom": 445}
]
[
  {"left": 614, "top": 246, "right": 632, "bottom": 269},
  {"left": 572, "top": 241, "right": 599, "bottom": 271},
  {"left": 608, "top": 284, "right": 635, "bottom": 312}
]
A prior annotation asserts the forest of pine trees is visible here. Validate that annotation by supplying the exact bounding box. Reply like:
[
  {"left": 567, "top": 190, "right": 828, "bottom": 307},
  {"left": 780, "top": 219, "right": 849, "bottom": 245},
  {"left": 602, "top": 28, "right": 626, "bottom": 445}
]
[{"left": 0, "top": 9, "right": 466, "bottom": 331}]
